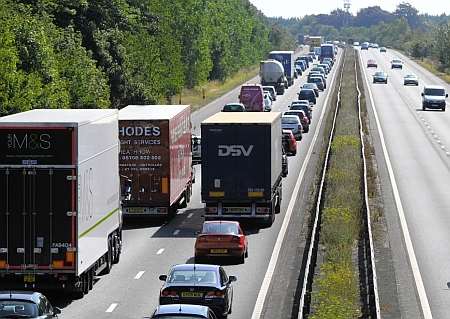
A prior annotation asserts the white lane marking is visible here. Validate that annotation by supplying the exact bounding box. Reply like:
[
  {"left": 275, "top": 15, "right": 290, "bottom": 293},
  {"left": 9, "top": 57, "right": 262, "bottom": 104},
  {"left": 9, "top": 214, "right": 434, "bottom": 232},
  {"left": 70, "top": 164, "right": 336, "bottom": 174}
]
[
  {"left": 187, "top": 212, "right": 194, "bottom": 219},
  {"left": 359, "top": 52, "right": 433, "bottom": 319},
  {"left": 156, "top": 248, "right": 165, "bottom": 255},
  {"left": 173, "top": 229, "right": 180, "bottom": 236},
  {"left": 441, "top": 146, "right": 446, "bottom": 150},
  {"left": 437, "top": 140, "right": 442, "bottom": 145},
  {"left": 134, "top": 271, "right": 145, "bottom": 279},
  {"left": 105, "top": 303, "right": 118, "bottom": 313},
  {"left": 251, "top": 52, "right": 342, "bottom": 319}
]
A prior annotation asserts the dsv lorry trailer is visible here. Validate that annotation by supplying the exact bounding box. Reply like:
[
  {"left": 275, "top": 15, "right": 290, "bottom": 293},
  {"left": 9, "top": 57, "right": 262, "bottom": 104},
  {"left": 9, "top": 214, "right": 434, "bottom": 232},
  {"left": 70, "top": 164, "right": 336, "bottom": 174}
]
[
  {"left": 201, "top": 112, "right": 283, "bottom": 226},
  {"left": 0, "top": 109, "right": 122, "bottom": 297},
  {"left": 119, "top": 105, "right": 193, "bottom": 218}
]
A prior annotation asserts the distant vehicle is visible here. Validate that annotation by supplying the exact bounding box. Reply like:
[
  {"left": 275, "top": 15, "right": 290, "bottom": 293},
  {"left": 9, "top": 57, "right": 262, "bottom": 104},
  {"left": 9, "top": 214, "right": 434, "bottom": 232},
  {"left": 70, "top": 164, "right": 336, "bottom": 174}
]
[
  {"left": 151, "top": 304, "right": 218, "bottom": 319},
  {"left": 195, "top": 221, "right": 248, "bottom": 264},
  {"left": 284, "top": 110, "right": 310, "bottom": 133},
  {"left": 201, "top": 113, "right": 283, "bottom": 226},
  {"left": 290, "top": 101, "right": 313, "bottom": 121},
  {"left": 269, "top": 51, "right": 296, "bottom": 86},
  {"left": 421, "top": 85, "right": 448, "bottom": 111},
  {"left": 313, "top": 46, "right": 321, "bottom": 57},
  {"left": 282, "top": 129, "right": 297, "bottom": 156},
  {"left": 318, "top": 63, "right": 330, "bottom": 74},
  {"left": 361, "top": 42, "right": 369, "bottom": 50},
  {"left": 297, "top": 59, "right": 307, "bottom": 71},
  {"left": 119, "top": 105, "right": 193, "bottom": 219},
  {"left": 320, "top": 43, "right": 335, "bottom": 62},
  {"left": 239, "top": 84, "right": 264, "bottom": 111},
  {"left": 260, "top": 60, "right": 287, "bottom": 95},
  {"left": 391, "top": 59, "right": 403, "bottom": 69},
  {"left": 353, "top": 41, "right": 360, "bottom": 46},
  {"left": 367, "top": 59, "right": 377, "bottom": 68},
  {"left": 403, "top": 74, "right": 419, "bottom": 86},
  {"left": 307, "top": 52, "right": 317, "bottom": 60},
  {"left": 222, "top": 103, "right": 246, "bottom": 112},
  {"left": 298, "top": 56, "right": 310, "bottom": 68},
  {"left": 263, "top": 93, "right": 272, "bottom": 112},
  {"left": 379, "top": 47, "right": 387, "bottom": 52},
  {"left": 302, "top": 83, "right": 319, "bottom": 97},
  {"left": 281, "top": 115, "right": 303, "bottom": 140},
  {"left": 282, "top": 152, "right": 288, "bottom": 178},
  {"left": 323, "top": 57, "right": 334, "bottom": 67},
  {"left": 308, "top": 72, "right": 327, "bottom": 88},
  {"left": 262, "top": 86, "right": 277, "bottom": 101},
  {"left": 308, "top": 76, "right": 325, "bottom": 91},
  {"left": 192, "top": 134, "right": 202, "bottom": 164},
  {"left": 0, "top": 291, "right": 61, "bottom": 318},
  {"left": 307, "top": 36, "right": 323, "bottom": 51},
  {"left": 298, "top": 89, "right": 317, "bottom": 105},
  {"left": 373, "top": 71, "right": 388, "bottom": 84},
  {"left": 310, "top": 66, "right": 327, "bottom": 78},
  {"left": 373, "top": 43, "right": 379, "bottom": 48},
  {"left": 294, "top": 63, "right": 303, "bottom": 77},
  {"left": 159, "top": 264, "right": 236, "bottom": 318}
]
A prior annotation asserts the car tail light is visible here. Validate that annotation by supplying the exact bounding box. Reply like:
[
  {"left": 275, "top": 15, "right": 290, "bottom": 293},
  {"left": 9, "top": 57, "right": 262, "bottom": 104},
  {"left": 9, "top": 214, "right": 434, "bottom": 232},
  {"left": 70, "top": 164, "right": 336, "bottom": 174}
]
[
  {"left": 198, "top": 236, "right": 207, "bottom": 242},
  {"left": 206, "top": 291, "right": 225, "bottom": 298},
  {"left": 161, "top": 290, "right": 178, "bottom": 297},
  {"left": 52, "top": 260, "right": 64, "bottom": 269},
  {"left": 0, "top": 260, "right": 6, "bottom": 269}
]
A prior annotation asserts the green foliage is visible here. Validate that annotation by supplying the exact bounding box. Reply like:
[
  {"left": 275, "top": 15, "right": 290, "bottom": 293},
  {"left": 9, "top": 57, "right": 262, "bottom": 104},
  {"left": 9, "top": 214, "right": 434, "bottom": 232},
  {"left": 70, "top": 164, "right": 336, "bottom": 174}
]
[{"left": 1, "top": 0, "right": 286, "bottom": 113}]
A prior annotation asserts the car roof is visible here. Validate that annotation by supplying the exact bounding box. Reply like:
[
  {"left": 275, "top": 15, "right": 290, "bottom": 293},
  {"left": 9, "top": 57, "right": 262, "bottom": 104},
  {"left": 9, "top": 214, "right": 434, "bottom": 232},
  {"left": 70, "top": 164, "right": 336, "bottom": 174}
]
[
  {"left": 153, "top": 304, "right": 210, "bottom": 316},
  {"left": 203, "top": 220, "right": 240, "bottom": 226},
  {"left": 0, "top": 291, "right": 41, "bottom": 303},
  {"left": 424, "top": 85, "right": 445, "bottom": 89},
  {"left": 299, "top": 89, "right": 314, "bottom": 93},
  {"left": 170, "top": 264, "right": 220, "bottom": 272},
  {"left": 282, "top": 129, "right": 294, "bottom": 134}
]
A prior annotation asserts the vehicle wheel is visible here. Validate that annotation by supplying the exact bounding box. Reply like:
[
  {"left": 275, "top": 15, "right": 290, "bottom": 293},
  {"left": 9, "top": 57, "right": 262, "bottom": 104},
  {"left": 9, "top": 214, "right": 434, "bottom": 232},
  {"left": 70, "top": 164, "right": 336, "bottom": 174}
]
[
  {"left": 239, "top": 253, "right": 245, "bottom": 264},
  {"left": 112, "top": 233, "right": 121, "bottom": 264},
  {"left": 422, "top": 105, "right": 426, "bottom": 111},
  {"left": 168, "top": 206, "right": 177, "bottom": 219},
  {"left": 304, "top": 127, "right": 309, "bottom": 133},
  {"left": 442, "top": 106, "right": 446, "bottom": 112},
  {"left": 245, "top": 247, "right": 248, "bottom": 258},
  {"left": 178, "top": 191, "right": 188, "bottom": 209},
  {"left": 82, "top": 273, "right": 89, "bottom": 295},
  {"left": 101, "top": 239, "right": 112, "bottom": 275},
  {"left": 72, "top": 281, "right": 84, "bottom": 299},
  {"left": 88, "top": 269, "right": 94, "bottom": 291}
]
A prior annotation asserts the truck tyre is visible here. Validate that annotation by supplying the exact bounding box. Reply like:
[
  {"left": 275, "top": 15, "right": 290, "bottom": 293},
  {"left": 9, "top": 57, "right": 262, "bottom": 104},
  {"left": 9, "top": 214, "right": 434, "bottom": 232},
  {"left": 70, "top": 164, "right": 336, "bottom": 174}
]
[
  {"left": 101, "top": 239, "right": 112, "bottom": 275},
  {"left": 88, "top": 269, "right": 94, "bottom": 291},
  {"left": 275, "top": 197, "right": 281, "bottom": 214},
  {"left": 239, "top": 253, "right": 245, "bottom": 264},
  {"left": 112, "top": 233, "right": 121, "bottom": 264}
]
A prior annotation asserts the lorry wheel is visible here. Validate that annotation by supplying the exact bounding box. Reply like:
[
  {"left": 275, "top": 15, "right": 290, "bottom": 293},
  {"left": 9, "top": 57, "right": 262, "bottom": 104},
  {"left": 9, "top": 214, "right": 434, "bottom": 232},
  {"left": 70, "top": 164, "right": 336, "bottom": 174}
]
[
  {"left": 112, "top": 234, "right": 121, "bottom": 264},
  {"left": 101, "top": 239, "right": 112, "bottom": 275},
  {"left": 275, "top": 198, "right": 281, "bottom": 214},
  {"left": 88, "top": 269, "right": 94, "bottom": 291},
  {"left": 239, "top": 253, "right": 245, "bottom": 264}
]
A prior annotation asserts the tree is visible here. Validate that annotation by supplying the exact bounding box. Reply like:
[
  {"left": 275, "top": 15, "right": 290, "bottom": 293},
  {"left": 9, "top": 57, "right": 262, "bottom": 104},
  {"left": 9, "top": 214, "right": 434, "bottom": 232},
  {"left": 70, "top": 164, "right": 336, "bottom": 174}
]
[{"left": 394, "top": 2, "right": 421, "bottom": 29}]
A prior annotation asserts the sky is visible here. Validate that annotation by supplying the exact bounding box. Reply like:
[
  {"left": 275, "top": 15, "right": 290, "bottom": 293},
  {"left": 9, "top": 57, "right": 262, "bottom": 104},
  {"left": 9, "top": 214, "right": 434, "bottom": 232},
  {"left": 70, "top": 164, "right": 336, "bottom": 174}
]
[{"left": 249, "top": 0, "right": 450, "bottom": 17}]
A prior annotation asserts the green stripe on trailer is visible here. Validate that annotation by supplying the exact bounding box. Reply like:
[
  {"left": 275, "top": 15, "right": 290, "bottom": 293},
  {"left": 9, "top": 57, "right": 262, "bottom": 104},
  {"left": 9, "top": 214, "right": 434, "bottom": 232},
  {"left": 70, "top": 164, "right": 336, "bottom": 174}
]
[{"left": 79, "top": 208, "right": 120, "bottom": 238}]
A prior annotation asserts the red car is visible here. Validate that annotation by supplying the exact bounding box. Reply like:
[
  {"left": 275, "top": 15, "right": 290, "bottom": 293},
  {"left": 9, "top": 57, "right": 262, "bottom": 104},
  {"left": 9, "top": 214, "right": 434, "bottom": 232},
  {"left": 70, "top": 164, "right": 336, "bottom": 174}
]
[
  {"left": 282, "top": 129, "right": 297, "bottom": 156},
  {"left": 195, "top": 221, "right": 248, "bottom": 263},
  {"left": 367, "top": 59, "right": 377, "bottom": 68}
]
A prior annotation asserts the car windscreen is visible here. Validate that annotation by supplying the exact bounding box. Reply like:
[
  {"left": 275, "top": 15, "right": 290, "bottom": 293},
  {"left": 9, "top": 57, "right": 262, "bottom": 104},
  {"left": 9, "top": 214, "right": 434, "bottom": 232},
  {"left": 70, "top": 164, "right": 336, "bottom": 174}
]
[
  {"left": 168, "top": 270, "right": 218, "bottom": 285},
  {"left": 0, "top": 300, "right": 38, "bottom": 318},
  {"left": 309, "top": 77, "right": 322, "bottom": 83},
  {"left": 424, "top": 88, "right": 445, "bottom": 96},
  {"left": 153, "top": 316, "right": 206, "bottom": 319},
  {"left": 282, "top": 117, "right": 298, "bottom": 124},
  {"left": 299, "top": 91, "right": 313, "bottom": 98},
  {"left": 223, "top": 104, "right": 243, "bottom": 112},
  {"left": 202, "top": 223, "right": 238, "bottom": 234},
  {"left": 374, "top": 72, "right": 385, "bottom": 76}
]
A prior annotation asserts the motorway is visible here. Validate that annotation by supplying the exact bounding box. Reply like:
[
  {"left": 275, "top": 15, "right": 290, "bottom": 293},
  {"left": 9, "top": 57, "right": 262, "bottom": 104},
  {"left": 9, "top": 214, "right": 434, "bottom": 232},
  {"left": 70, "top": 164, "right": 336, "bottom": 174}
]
[
  {"left": 55, "top": 51, "right": 343, "bottom": 319},
  {"left": 359, "top": 48, "right": 450, "bottom": 318}
]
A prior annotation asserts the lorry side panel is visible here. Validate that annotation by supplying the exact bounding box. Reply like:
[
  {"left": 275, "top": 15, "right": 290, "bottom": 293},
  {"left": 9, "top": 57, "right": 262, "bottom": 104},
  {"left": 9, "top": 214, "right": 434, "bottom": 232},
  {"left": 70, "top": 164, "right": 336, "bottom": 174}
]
[
  {"left": 0, "top": 128, "right": 75, "bottom": 272},
  {"left": 270, "top": 117, "right": 283, "bottom": 187},
  {"left": 169, "top": 108, "right": 192, "bottom": 205},
  {"left": 119, "top": 120, "right": 170, "bottom": 207},
  {"left": 201, "top": 124, "right": 271, "bottom": 202}
]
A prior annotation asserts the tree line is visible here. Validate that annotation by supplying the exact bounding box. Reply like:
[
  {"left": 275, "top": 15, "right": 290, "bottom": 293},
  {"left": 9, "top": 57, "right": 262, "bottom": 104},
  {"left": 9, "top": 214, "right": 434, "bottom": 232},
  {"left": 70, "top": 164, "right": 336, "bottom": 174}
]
[
  {"left": 0, "top": 0, "right": 295, "bottom": 115},
  {"left": 271, "top": 2, "right": 450, "bottom": 72}
]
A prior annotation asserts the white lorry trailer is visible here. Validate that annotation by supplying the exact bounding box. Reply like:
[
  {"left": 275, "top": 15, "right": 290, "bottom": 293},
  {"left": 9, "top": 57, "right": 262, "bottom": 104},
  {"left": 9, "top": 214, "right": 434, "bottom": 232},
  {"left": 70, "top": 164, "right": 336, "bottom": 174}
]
[{"left": 0, "top": 109, "right": 122, "bottom": 297}]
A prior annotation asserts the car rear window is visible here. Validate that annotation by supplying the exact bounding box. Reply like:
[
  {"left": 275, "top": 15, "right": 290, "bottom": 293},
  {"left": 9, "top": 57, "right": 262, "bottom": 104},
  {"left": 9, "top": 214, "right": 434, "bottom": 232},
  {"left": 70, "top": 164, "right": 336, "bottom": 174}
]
[
  {"left": 282, "top": 117, "right": 298, "bottom": 124},
  {"left": 202, "top": 223, "right": 238, "bottom": 234},
  {"left": 0, "top": 301, "right": 38, "bottom": 317},
  {"left": 168, "top": 270, "right": 218, "bottom": 285},
  {"left": 424, "top": 88, "right": 445, "bottom": 96}
]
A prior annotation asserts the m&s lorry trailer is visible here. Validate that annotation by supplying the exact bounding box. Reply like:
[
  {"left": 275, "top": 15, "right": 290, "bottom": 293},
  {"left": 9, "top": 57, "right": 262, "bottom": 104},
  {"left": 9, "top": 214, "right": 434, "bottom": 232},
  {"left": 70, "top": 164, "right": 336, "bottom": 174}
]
[
  {"left": 268, "top": 51, "right": 295, "bottom": 87},
  {"left": 201, "top": 112, "right": 283, "bottom": 227},
  {"left": 119, "top": 105, "right": 193, "bottom": 218},
  {"left": 0, "top": 109, "right": 122, "bottom": 297}
]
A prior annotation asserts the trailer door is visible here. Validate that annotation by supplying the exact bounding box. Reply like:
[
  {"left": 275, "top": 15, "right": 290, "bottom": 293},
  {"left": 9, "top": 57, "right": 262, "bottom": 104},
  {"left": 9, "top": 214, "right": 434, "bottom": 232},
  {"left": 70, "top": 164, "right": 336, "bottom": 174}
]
[{"left": 0, "top": 168, "right": 75, "bottom": 270}]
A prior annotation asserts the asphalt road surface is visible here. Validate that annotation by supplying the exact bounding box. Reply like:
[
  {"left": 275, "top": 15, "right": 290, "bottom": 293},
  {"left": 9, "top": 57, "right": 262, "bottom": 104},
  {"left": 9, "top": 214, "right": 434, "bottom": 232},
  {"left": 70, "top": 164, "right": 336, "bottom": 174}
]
[
  {"left": 359, "top": 47, "right": 450, "bottom": 319},
  {"left": 55, "top": 50, "right": 343, "bottom": 319}
]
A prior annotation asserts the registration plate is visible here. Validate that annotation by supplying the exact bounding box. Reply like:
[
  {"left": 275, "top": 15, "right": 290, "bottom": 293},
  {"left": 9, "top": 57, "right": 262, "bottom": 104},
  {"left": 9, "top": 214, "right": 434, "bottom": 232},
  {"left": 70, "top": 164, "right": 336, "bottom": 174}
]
[
  {"left": 23, "top": 274, "right": 35, "bottom": 283},
  {"left": 126, "top": 207, "right": 146, "bottom": 214},
  {"left": 223, "top": 207, "right": 251, "bottom": 214},
  {"left": 181, "top": 292, "right": 203, "bottom": 298},
  {"left": 210, "top": 249, "right": 228, "bottom": 254}
]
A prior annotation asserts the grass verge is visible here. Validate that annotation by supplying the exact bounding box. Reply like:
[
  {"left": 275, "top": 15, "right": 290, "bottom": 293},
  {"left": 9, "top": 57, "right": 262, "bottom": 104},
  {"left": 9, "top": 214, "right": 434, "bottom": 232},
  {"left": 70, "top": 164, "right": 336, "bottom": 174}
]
[
  {"left": 169, "top": 66, "right": 259, "bottom": 111},
  {"left": 412, "top": 58, "right": 450, "bottom": 83},
  {"left": 310, "top": 48, "right": 363, "bottom": 319}
]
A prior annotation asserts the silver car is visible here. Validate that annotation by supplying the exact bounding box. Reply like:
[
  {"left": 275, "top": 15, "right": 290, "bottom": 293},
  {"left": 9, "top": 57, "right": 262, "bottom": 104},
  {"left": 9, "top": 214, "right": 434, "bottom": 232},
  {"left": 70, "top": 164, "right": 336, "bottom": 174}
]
[{"left": 281, "top": 115, "right": 303, "bottom": 140}]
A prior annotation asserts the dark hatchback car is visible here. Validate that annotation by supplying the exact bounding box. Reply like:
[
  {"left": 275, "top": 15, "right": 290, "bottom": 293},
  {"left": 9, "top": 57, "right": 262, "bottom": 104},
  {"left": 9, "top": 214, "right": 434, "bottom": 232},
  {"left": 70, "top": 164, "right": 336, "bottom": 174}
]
[
  {"left": 151, "top": 304, "right": 218, "bottom": 319},
  {"left": 222, "top": 103, "right": 245, "bottom": 112},
  {"left": 298, "top": 89, "right": 317, "bottom": 105},
  {"left": 290, "top": 102, "right": 312, "bottom": 121},
  {"left": 159, "top": 264, "right": 236, "bottom": 318},
  {"left": 308, "top": 76, "right": 325, "bottom": 91},
  {"left": 0, "top": 291, "right": 61, "bottom": 318},
  {"left": 373, "top": 71, "right": 388, "bottom": 84}
]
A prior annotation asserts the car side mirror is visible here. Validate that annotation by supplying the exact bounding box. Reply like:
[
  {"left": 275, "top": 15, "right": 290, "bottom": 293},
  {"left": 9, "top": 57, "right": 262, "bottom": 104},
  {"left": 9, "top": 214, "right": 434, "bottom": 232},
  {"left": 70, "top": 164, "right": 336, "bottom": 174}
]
[
  {"left": 159, "top": 274, "right": 167, "bottom": 281},
  {"left": 421, "top": 93, "right": 424, "bottom": 96},
  {"left": 228, "top": 275, "right": 237, "bottom": 283},
  {"left": 53, "top": 307, "right": 62, "bottom": 316},
  {"left": 446, "top": 94, "right": 448, "bottom": 98}
]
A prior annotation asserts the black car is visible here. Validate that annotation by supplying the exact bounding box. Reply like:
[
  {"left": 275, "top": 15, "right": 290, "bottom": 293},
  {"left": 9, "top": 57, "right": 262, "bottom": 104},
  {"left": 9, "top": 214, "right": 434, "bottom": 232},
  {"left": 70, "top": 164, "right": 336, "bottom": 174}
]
[
  {"left": 159, "top": 264, "right": 236, "bottom": 318},
  {"left": 290, "top": 103, "right": 312, "bottom": 121},
  {"left": 151, "top": 304, "right": 217, "bottom": 319},
  {"left": 298, "top": 89, "right": 316, "bottom": 105},
  {"left": 0, "top": 291, "right": 61, "bottom": 318},
  {"left": 222, "top": 103, "right": 245, "bottom": 112}
]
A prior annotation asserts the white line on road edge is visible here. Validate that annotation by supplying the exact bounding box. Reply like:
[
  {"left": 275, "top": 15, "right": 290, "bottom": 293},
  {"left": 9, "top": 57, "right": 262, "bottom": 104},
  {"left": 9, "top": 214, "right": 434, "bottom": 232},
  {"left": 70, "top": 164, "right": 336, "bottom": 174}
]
[
  {"left": 359, "top": 51, "right": 433, "bottom": 319},
  {"left": 173, "top": 229, "right": 180, "bottom": 236},
  {"left": 105, "top": 303, "right": 118, "bottom": 313},
  {"left": 156, "top": 248, "right": 165, "bottom": 255},
  {"left": 250, "top": 52, "right": 342, "bottom": 319},
  {"left": 134, "top": 271, "right": 145, "bottom": 279}
]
